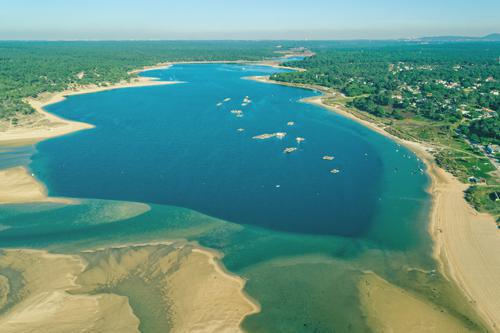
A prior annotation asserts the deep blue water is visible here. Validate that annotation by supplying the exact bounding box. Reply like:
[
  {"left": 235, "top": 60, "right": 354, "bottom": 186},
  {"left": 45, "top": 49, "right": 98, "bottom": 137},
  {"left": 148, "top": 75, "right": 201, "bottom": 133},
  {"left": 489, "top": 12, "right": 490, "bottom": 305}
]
[
  {"left": 1, "top": 63, "right": 484, "bottom": 332},
  {"left": 31, "top": 63, "right": 428, "bottom": 242}
]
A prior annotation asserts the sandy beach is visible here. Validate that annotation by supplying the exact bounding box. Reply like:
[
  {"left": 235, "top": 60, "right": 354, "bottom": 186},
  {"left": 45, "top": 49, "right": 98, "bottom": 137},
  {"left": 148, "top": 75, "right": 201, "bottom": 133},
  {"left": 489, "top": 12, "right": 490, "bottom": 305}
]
[
  {"left": 0, "top": 61, "right": 261, "bottom": 331},
  {"left": 0, "top": 58, "right": 304, "bottom": 147},
  {"left": 359, "top": 272, "right": 474, "bottom": 332},
  {"left": 0, "top": 166, "right": 72, "bottom": 205},
  {"left": 310, "top": 96, "right": 500, "bottom": 332},
  {"left": 0, "top": 243, "right": 258, "bottom": 333},
  {"left": 0, "top": 76, "right": 179, "bottom": 146},
  {"left": 249, "top": 75, "right": 500, "bottom": 332},
  {"left": 0, "top": 74, "right": 180, "bottom": 205},
  {"left": 1, "top": 59, "right": 498, "bottom": 331},
  {"left": 0, "top": 249, "right": 141, "bottom": 333}
]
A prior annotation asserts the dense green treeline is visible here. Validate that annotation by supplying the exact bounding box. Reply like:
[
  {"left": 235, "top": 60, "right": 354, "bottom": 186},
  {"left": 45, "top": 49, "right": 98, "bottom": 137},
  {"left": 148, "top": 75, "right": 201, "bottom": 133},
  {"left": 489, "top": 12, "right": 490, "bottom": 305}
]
[
  {"left": 272, "top": 42, "right": 500, "bottom": 144},
  {"left": 2, "top": 40, "right": 499, "bottom": 146},
  {"left": 272, "top": 42, "right": 499, "bottom": 218},
  {"left": 0, "top": 41, "right": 290, "bottom": 119}
]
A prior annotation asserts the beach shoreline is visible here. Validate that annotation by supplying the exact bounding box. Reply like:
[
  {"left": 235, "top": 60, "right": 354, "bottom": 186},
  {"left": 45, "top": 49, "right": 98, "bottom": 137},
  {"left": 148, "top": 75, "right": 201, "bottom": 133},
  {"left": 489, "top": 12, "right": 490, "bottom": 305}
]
[
  {"left": 0, "top": 56, "right": 305, "bottom": 148},
  {"left": 1, "top": 57, "right": 498, "bottom": 330},
  {"left": 0, "top": 74, "right": 180, "bottom": 205},
  {"left": 248, "top": 74, "right": 500, "bottom": 332},
  {"left": 0, "top": 61, "right": 262, "bottom": 330},
  {"left": 0, "top": 76, "right": 180, "bottom": 146},
  {"left": 0, "top": 58, "right": 297, "bottom": 205},
  {"left": 0, "top": 166, "right": 72, "bottom": 205},
  {"left": 0, "top": 242, "right": 259, "bottom": 332}
]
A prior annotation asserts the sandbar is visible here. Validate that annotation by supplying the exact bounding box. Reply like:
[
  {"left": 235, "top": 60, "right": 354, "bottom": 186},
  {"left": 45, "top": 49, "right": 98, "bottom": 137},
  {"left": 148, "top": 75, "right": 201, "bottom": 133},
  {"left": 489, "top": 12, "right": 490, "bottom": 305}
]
[{"left": 250, "top": 74, "right": 500, "bottom": 332}]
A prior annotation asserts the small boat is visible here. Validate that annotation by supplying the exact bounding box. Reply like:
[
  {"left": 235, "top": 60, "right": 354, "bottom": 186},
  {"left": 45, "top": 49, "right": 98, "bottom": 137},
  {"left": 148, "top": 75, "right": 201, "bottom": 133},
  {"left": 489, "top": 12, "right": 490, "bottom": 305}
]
[
  {"left": 296, "top": 137, "right": 305, "bottom": 143},
  {"left": 283, "top": 147, "right": 298, "bottom": 154},
  {"left": 223, "top": 98, "right": 231, "bottom": 102},
  {"left": 330, "top": 168, "right": 340, "bottom": 174},
  {"left": 287, "top": 121, "right": 295, "bottom": 126},
  {"left": 230, "top": 109, "right": 243, "bottom": 116},
  {"left": 237, "top": 128, "right": 245, "bottom": 132},
  {"left": 253, "top": 133, "right": 276, "bottom": 140},
  {"left": 322, "top": 155, "right": 335, "bottom": 161},
  {"left": 275, "top": 132, "right": 287, "bottom": 139},
  {"left": 216, "top": 102, "right": 223, "bottom": 107}
]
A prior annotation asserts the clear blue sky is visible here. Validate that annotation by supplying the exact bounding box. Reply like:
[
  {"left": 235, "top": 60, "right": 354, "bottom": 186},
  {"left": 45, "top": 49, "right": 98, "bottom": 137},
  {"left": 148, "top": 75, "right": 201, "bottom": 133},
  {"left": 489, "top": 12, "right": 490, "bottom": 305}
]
[{"left": 1, "top": 0, "right": 499, "bottom": 40}]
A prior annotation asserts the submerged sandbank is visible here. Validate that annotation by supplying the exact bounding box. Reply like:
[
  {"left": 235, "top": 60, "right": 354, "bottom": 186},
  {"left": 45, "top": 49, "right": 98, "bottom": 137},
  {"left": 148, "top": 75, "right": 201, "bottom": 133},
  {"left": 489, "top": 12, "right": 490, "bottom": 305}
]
[
  {"left": 249, "top": 74, "right": 500, "bottom": 332},
  {"left": 359, "top": 272, "right": 474, "bottom": 332},
  {"left": 0, "top": 242, "right": 258, "bottom": 333}
]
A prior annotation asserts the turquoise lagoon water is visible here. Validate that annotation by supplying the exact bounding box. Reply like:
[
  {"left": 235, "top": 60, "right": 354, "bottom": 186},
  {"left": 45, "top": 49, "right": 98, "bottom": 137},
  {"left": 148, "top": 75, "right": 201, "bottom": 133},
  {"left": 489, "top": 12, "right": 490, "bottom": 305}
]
[{"left": 0, "top": 64, "right": 482, "bottom": 332}]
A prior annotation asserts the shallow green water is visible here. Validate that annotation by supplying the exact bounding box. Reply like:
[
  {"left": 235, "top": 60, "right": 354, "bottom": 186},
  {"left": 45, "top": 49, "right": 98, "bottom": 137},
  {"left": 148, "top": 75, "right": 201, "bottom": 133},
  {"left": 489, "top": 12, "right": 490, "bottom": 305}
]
[{"left": 0, "top": 63, "right": 486, "bottom": 332}]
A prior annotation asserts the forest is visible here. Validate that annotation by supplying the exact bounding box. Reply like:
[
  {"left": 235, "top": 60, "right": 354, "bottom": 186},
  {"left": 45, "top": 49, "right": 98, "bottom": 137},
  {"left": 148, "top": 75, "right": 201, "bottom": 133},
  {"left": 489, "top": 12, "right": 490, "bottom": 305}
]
[
  {"left": 0, "top": 41, "right": 287, "bottom": 119},
  {"left": 273, "top": 42, "right": 500, "bottom": 144},
  {"left": 1, "top": 40, "right": 498, "bottom": 218},
  {"left": 1, "top": 40, "right": 499, "bottom": 145}
]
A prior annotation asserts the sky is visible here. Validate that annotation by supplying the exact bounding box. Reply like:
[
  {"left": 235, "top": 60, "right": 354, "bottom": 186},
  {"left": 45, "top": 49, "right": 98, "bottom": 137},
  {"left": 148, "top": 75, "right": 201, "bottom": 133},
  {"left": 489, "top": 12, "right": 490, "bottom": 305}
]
[{"left": 0, "top": 0, "right": 499, "bottom": 40}]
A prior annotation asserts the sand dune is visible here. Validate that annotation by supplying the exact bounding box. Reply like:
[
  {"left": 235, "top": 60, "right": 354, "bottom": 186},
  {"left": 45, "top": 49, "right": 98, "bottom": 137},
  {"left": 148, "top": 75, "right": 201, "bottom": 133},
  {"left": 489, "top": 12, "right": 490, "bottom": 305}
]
[
  {"left": 0, "top": 243, "right": 258, "bottom": 333},
  {"left": 77, "top": 243, "right": 259, "bottom": 333},
  {"left": 0, "top": 249, "right": 140, "bottom": 333}
]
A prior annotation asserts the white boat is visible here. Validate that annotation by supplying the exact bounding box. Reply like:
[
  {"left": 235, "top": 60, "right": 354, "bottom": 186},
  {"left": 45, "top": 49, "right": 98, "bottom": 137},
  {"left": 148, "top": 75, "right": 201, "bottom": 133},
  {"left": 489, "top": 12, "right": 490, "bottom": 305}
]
[
  {"left": 275, "top": 132, "right": 287, "bottom": 139},
  {"left": 322, "top": 155, "right": 335, "bottom": 160},
  {"left": 330, "top": 168, "right": 340, "bottom": 174},
  {"left": 283, "top": 147, "right": 298, "bottom": 154},
  {"left": 296, "top": 137, "right": 305, "bottom": 143}
]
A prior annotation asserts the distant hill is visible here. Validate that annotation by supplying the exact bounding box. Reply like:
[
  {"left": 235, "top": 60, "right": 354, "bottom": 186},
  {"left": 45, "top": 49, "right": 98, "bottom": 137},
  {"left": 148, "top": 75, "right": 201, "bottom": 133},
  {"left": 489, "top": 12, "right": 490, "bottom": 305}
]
[
  {"left": 418, "top": 33, "right": 500, "bottom": 42},
  {"left": 483, "top": 33, "right": 500, "bottom": 40}
]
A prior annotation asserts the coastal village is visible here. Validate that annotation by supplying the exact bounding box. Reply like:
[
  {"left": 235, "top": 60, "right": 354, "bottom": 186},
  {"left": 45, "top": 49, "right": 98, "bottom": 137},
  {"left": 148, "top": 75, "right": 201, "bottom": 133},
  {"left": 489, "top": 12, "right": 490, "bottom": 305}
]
[
  {"left": 272, "top": 49, "right": 499, "bottom": 229},
  {"left": 0, "top": 43, "right": 498, "bottom": 333},
  {"left": 0, "top": 0, "right": 500, "bottom": 330}
]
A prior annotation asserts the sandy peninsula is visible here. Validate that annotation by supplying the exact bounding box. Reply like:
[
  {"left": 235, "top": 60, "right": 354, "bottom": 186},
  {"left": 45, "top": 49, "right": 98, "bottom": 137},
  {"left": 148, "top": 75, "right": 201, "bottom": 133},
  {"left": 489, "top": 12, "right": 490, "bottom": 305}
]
[
  {"left": 0, "top": 166, "right": 72, "bottom": 205},
  {"left": 0, "top": 243, "right": 259, "bottom": 333},
  {"left": 249, "top": 74, "right": 500, "bottom": 332},
  {"left": 0, "top": 61, "right": 262, "bottom": 332},
  {"left": 0, "top": 74, "right": 180, "bottom": 205},
  {"left": 0, "top": 76, "right": 179, "bottom": 146},
  {"left": 1, "top": 57, "right": 498, "bottom": 331}
]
